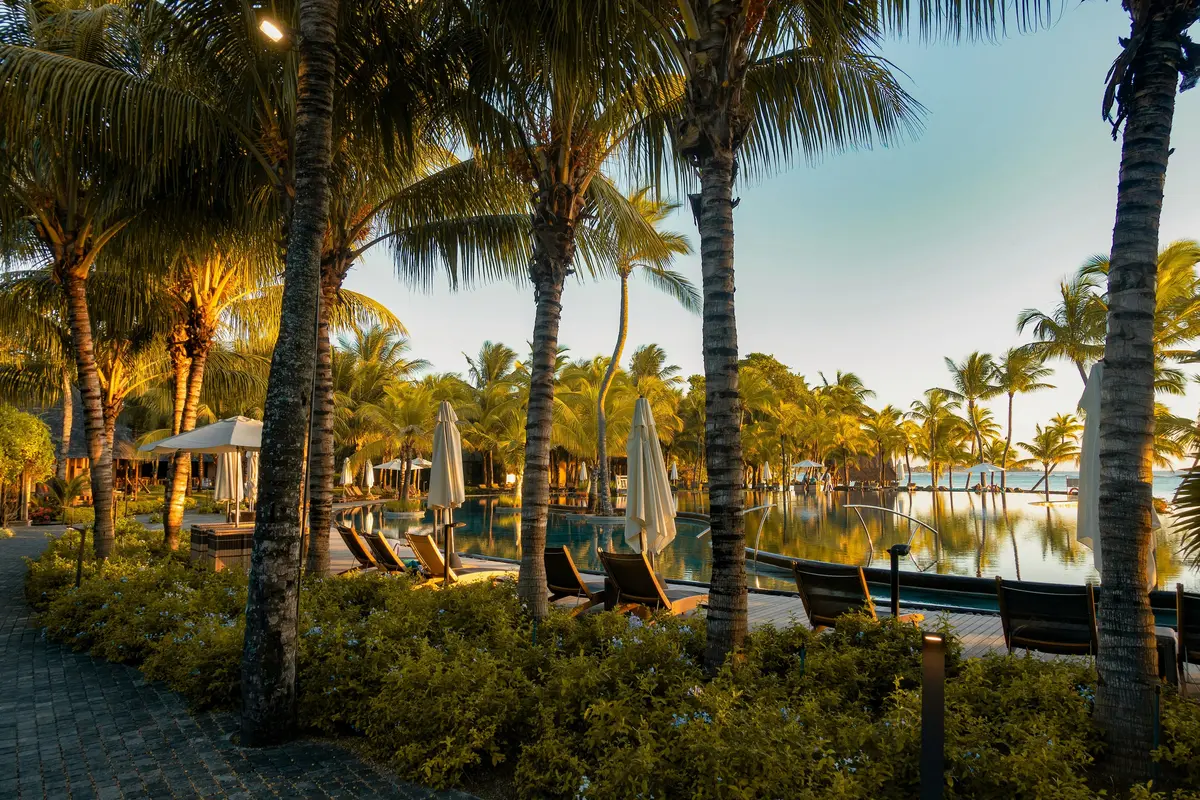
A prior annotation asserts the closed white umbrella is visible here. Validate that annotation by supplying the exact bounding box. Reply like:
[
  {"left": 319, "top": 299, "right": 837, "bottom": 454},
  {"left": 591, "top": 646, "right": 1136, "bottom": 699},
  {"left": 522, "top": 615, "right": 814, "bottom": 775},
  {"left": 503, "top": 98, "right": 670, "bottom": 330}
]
[
  {"left": 578, "top": 462, "right": 589, "bottom": 482},
  {"left": 214, "top": 451, "right": 243, "bottom": 525},
  {"left": 761, "top": 462, "right": 772, "bottom": 484},
  {"left": 364, "top": 459, "right": 375, "bottom": 491},
  {"left": 669, "top": 462, "right": 678, "bottom": 482},
  {"left": 429, "top": 401, "right": 466, "bottom": 579},
  {"left": 1077, "top": 362, "right": 1158, "bottom": 588},
  {"left": 625, "top": 397, "right": 676, "bottom": 564},
  {"left": 341, "top": 458, "right": 353, "bottom": 486},
  {"left": 243, "top": 451, "right": 259, "bottom": 508}
]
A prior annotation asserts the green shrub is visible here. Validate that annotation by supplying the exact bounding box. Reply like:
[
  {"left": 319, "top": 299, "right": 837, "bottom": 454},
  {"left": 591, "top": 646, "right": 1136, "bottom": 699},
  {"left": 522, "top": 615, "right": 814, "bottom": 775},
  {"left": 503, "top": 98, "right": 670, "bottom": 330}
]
[
  {"left": 23, "top": 536, "right": 1200, "bottom": 799},
  {"left": 0, "top": 527, "right": 13, "bottom": 538},
  {"left": 382, "top": 498, "right": 424, "bottom": 513}
]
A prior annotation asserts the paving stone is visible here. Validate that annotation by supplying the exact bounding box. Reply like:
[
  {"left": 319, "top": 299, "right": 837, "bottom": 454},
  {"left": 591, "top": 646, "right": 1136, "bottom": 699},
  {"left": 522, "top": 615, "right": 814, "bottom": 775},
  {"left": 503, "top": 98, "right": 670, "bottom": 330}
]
[{"left": 2, "top": 527, "right": 479, "bottom": 799}]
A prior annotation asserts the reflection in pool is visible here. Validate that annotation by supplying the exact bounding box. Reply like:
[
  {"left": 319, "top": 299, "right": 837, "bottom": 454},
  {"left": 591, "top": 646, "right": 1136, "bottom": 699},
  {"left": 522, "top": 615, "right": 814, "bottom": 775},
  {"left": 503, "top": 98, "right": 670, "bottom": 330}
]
[{"left": 340, "top": 490, "right": 1200, "bottom": 592}]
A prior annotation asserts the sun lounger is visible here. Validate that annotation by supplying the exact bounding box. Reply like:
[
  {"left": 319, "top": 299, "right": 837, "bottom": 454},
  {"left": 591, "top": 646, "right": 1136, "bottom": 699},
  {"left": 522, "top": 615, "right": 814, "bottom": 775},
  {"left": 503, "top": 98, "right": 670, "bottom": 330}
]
[
  {"left": 791, "top": 560, "right": 923, "bottom": 631},
  {"left": 597, "top": 550, "right": 707, "bottom": 617},
  {"left": 995, "top": 577, "right": 1098, "bottom": 656},
  {"left": 1177, "top": 584, "right": 1200, "bottom": 691},
  {"left": 342, "top": 485, "right": 362, "bottom": 499},
  {"left": 335, "top": 524, "right": 378, "bottom": 573},
  {"left": 405, "top": 532, "right": 510, "bottom": 585},
  {"left": 545, "top": 547, "right": 605, "bottom": 615},
  {"left": 363, "top": 532, "right": 411, "bottom": 574}
]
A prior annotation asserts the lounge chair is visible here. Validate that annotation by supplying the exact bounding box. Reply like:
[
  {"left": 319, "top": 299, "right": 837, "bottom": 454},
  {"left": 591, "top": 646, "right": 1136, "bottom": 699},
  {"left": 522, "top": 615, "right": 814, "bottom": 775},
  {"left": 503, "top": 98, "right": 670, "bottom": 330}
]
[
  {"left": 791, "top": 560, "right": 923, "bottom": 631},
  {"left": 1177, "top": 584, "right": 1200, "bottom": 691},
  {"left": 597, "top": 550, "right": 707, "bottom": 618},
  {"left": 363, "top": 532, "right": 411, "bottom": 574},
  {"left": 342, "top": 485, "right": 362, "bottom": 499},
  {"left": 335, "top": 524, "right": 378, "bottom": 573},
  {"left": 405, "top": 532, "right": 511, "bottom": 585},
  {"left": 995, "top": 577, "right": 1098, "bottom": 656},
  {"left": 545, "top": 547, "right": 605, "bottom": 615}
]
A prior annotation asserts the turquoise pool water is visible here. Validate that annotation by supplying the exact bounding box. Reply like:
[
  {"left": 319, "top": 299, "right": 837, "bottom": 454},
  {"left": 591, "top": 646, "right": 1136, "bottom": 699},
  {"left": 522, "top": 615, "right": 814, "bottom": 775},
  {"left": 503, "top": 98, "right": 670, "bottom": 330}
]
[{"left": 341, "top": 489, "right": 1200, "bottom": 592}]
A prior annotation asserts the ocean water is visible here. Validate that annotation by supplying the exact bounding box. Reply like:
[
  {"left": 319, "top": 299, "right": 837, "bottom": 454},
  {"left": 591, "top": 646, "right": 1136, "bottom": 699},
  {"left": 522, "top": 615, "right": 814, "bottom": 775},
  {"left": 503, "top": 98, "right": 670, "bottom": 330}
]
[{"left": 906, "top": 470, "right": 1185, "bottom": 499}]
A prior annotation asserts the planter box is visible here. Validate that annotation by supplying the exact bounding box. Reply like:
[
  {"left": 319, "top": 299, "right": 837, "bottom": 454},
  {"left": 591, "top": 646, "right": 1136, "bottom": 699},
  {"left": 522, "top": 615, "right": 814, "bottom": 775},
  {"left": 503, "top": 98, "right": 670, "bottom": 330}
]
[{"left": 190, "top": 524, "right": 254, "bottom": 571}]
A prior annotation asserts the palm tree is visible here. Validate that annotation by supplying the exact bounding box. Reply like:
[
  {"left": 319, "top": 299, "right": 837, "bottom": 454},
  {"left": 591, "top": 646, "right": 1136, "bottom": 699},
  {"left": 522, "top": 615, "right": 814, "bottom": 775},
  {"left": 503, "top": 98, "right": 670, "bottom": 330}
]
[
  {"left": 658, "top": 0, "right": 921, "bottom": 670},
  {"left": 942, "top": 352, "right": 999, "bottom": 458},
  {"left": 1019, "top": 424, "right": 1080, "bottom": 503},
  {"left": 241, "top": 0, "right": 341, "bottom": 749},
  {"left": 1017, "top": 273, "right": 1106, "bottom": 384},
  {"left": 462, "top": 342, "right": 521, "bottom": 489},
  {"left": 594, "top": 191, "right": 695, "bottom": 516},
  {"left": 992, "top": 347, "right": 1053, "bottom": 489},
  {"left": 908, "top": 389, "right": 959, "bottom": 488},
  {"left": 863, "top": 406, "right": 905, "bottom": 484}
]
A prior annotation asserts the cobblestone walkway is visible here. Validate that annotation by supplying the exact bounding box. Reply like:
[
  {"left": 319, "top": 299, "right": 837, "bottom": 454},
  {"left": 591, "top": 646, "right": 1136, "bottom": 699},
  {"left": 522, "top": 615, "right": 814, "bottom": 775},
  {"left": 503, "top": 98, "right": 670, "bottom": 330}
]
[{"left": 1, "top": 527, "right": 475, "bottom": 799}]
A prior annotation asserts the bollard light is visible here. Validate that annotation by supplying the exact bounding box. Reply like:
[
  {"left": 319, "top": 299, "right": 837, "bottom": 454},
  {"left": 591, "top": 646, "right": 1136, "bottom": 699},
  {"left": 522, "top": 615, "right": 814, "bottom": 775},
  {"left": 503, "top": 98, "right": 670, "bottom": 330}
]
[
  {"left": 259, "top": 19, "right": 285, "bottom": 42},
  {"left": 887, "top": 543, "right": 910, "bottom": 620},
  {"left": 921, "top": 632, "right": 946, "bottom": 800}
]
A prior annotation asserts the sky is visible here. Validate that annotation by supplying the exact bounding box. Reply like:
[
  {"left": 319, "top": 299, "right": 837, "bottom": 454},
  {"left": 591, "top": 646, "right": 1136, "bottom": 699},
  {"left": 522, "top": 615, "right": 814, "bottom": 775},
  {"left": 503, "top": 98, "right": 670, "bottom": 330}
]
[{"left": 344, "top": 2, "right": 1200, "bottom": 450}]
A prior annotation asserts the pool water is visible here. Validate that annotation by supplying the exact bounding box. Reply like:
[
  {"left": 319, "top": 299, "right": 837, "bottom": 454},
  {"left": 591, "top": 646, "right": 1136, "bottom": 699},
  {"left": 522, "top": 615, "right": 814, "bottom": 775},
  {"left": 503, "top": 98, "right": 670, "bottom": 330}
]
[{"left": 341, "top": 489, "right": 1200, "bottom": 592}]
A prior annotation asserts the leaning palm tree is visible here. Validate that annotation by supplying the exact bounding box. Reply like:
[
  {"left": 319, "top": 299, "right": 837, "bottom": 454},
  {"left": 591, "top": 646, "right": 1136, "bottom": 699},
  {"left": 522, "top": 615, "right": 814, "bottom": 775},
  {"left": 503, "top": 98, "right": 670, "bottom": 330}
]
[
  {"left": 991, "top": 347, "right": 1053, "bottom": 489},
  {"left": 941, "top": 352, "right": 999, "bottom": 458},
  {"left": 594, "top": 190, "right": 696, "bottom": 516},
  {"left": 1019, "top": 424, "right": 1080, "bottom": 503}
]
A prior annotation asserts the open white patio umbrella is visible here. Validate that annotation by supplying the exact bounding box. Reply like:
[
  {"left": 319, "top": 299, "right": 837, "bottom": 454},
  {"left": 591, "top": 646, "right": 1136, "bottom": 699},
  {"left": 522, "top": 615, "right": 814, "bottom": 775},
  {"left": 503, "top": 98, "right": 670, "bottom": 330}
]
[
  {"left": 341, "top": 458, "right": 354, "bottom": 486},
  {"left": 625, "top": 397, "right": 676, "bottom": 565},
  {"left": 428, "top": 401, "right": 466, "bottom": 578},
  {"left": 962, "top": 462, "right": 1005, "bottom": 487},
  {"left": 214, "top": 451, "right": 244, "bottom": 525},
  {"left": 364, "top": 459, "right": 375, "bottom": 491},
  {"left": 1076, "top": 362, "right": 1158, "bottom": 588}
]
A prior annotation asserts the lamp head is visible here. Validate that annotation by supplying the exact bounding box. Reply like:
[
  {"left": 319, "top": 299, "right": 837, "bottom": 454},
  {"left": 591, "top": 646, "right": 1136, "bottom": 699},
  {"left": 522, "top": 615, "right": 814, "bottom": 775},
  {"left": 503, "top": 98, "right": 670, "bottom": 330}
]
[{"left": 259, "top": 19, "right": 285, "bottom": 42}]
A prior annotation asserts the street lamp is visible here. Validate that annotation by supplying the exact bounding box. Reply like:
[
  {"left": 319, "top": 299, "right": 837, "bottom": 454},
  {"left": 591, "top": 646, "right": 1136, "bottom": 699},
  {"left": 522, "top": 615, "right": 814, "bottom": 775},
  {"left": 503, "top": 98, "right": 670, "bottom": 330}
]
[{"left": 259, "top": 19, "right": 285, "bottom": 42}]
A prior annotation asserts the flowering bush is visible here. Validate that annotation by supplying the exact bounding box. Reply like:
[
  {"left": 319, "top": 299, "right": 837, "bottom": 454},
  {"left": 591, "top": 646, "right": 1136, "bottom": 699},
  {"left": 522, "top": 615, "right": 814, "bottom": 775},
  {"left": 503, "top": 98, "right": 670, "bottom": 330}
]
[{"left": 25, "top": 526, "right": 1200, "bottom": 798}]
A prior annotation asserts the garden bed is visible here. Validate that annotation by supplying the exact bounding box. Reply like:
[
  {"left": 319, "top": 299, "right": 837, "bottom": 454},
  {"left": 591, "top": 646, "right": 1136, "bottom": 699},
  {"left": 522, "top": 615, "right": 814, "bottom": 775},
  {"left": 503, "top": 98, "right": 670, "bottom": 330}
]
[{"left": 24, "top": 522, "right": 1200, "bottom": 799}]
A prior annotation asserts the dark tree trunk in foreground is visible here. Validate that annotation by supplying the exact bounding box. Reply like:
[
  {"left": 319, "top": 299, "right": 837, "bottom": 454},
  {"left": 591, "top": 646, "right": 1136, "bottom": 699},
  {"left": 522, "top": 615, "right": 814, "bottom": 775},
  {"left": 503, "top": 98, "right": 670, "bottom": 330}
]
[
  {"left": 675, "top": 0, "right": 751, "bottom": 672},
  {"left": 306, "top": 280, "right": 336, "bottom": 575},
  {"left": 594, "top": 270, "right": 629, "bottom": 516},
  {"left": 56, "top": 369, "right": 72, "bottom": 482},
  {"left": 61, "top": 271, "right": 114, "bottom": 559},
  {"left": 241, "top": 0, "right": 339, "bottom": 747},
  {"left": 1002, "top": 392, "right": 1014, "bottom": 490},
  {"left": 1094, "top": 5, "right": 1195, "bottom": 782}
]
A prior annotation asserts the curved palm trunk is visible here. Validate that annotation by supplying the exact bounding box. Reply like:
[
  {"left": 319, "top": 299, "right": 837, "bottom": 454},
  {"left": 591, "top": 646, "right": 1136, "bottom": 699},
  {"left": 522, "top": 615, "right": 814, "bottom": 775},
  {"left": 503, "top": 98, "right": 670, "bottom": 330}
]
[
  {"left": 61, "top": 272, "right": 114, "bottom": 559},
  {"left": 241, "top": 0, "right": 338, "bottom": 748},
  {"left": 595, "top": 270, "right": 629, "bottom": 516},
  {"left": 164, "top": 344, "right": 208, "bottom": 550},
  {"left": 56, "top": 368, "right": 72, "bottom": 481},
  {"left": 305, "top": 284, "right": 336, "bottom": 575},
  {"left": 697, "top": 154, "right": 747, "bottom": 670},
  {"left": 1094, "top": 17, "right": 1186, "bottom": 781},
  {"left": 162, "top": 327, "right": 191, "bottom": 548},
  {"left": 1002, "top": 392, "right": 1015, "bottom": 490}
]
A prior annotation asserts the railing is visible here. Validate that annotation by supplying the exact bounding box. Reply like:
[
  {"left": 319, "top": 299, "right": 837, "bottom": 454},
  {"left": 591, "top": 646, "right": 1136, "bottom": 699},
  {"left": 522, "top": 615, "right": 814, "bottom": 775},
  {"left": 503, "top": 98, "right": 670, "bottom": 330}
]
[{"left": 845, "top": 504, "right": 940, "bottom": 571}]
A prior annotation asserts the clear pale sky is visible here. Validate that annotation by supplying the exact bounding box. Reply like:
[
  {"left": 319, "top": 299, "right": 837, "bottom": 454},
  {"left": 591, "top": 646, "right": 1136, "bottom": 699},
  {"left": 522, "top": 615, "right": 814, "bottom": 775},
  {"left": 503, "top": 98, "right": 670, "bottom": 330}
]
[{"left": 345, "top": 2, "right": 1200, "bottom": 449}]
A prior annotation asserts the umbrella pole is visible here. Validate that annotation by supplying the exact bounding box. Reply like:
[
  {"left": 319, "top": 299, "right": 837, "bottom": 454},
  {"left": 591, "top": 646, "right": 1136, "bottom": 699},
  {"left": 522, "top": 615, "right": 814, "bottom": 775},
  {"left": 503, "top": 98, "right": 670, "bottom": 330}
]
[{"left": 444, "top": 509, "right": 454, "bottom": 585}]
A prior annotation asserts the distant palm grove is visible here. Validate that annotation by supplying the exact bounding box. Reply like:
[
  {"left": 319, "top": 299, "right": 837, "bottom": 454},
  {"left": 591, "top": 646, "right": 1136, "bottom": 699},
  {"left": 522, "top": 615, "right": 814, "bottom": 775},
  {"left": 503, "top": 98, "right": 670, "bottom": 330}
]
[{"left": 2, "top": 0, "right": 1197, "bottom": 784}]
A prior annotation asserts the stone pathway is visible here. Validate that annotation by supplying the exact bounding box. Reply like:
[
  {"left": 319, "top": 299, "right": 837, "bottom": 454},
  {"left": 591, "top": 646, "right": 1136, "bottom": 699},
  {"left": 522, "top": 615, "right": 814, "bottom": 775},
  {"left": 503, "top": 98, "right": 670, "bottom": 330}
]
[{"left": 0, "top": 526, "right": 475, "bottom": 800}]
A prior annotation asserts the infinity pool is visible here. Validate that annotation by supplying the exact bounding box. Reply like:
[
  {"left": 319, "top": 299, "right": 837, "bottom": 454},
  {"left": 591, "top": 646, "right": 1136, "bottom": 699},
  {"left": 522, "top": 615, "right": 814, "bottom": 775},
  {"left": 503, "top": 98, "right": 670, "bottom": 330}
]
[{"left": 341, "top": 490, "right": 1200, "bottom": 592}]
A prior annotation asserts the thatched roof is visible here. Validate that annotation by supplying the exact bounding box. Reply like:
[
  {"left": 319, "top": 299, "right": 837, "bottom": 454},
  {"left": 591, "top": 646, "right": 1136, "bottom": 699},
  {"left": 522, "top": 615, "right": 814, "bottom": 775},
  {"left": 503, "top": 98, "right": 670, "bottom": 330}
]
[{"left": 29, "top": 393, "right": 138, "bottom": 461}]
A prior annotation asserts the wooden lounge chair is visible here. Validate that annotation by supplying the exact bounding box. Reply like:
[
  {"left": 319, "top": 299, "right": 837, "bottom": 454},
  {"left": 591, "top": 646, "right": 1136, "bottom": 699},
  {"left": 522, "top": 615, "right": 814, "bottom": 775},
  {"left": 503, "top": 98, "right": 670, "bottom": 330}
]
[
  {"left": 995, "top": 577, "right": 1098, "bottom": 656},
  {"left": 1177, "top": 584, "right": 1200, "bottom": 691},
  {"left": 342, "top": 485, "right": 362, "bottom": 499},
  {"left": 597, "top": 550, "right": 707, "bottom": 618},
  {"left": 335, "top": 524, "right": 378, "bottom": 573},
  {"left": 791, "top": 560, "right": 923, "bottom": 631},
  {"left": 363, "top": 532, "right": 410, "bottom": 574},
  {"left": 405, "top": 532, "right": 511, "bottom": 585},
  {"left": 545, "top": 547, "right": 605, "bottom": 615}
]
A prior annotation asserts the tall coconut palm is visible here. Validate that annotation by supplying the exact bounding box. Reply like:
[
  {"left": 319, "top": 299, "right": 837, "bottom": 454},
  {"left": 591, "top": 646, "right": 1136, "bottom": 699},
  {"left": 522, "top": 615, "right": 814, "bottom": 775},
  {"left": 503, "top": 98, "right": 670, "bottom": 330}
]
[
  {"left": 991, "top": 347, "right": 1053, "bottom": 488},
  {"left": 462, "top": 341, "right": 521, "bottom": 488},
  {"left": 1017, "top": 273, "right": 1106, "bottom": 384},
  {"left": 1019, "top": 423, "right": 1080, "bottom": 503},
  {"left": 457, "top": 0, "right": 685, "bottom": 618},
  {"left": 863, "top": 405, "right": 905, "bottom": 484},
  {"left": 594, "top": 190, "right": 696, "bottom": 515},
  {"left": 908, "top": 388, "right": 959, "bottom": 488},
  {"left": 942, "top": 351, "right": 999, "bottom": 458},
  {"left": 656, "top": 0, "right": 921, "bottom": 670}
]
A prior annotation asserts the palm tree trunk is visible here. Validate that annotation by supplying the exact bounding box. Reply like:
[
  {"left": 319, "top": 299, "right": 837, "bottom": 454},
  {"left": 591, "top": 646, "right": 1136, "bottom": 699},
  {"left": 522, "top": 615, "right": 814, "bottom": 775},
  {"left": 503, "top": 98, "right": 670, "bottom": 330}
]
[
  {"left": 1043, "top": 464, "right": 1050, "bottom": 503},
  {"left": 163, "top": 344, "right": 209, "bottom": 550},
  {"left": 56, "top": 368, "right": 72, "bottom": 482},
  {"left": 162, "top": 329, "right": 191, "bottom": 548},
  {"left": 241, "top": 0, "right": 338, "bottom": 748},
  {"left": 1075, "top": 360, "right": 1089, "bottom": 385},
  {"left": 1002, "top": 392, "right": 1015, "bottom": 490},
  {"left": 1094, "top": 19, "right": 1184, "bottom": 782},
  {"left": 61, "top": 271, "right": 114, "bottom": 559},
  {"left": 305, "top": 284, "right": 336, "bottom": 575},
  {"left": 695, "top": 152, "right": 747, "bottom": 671},
  {"left": 595, "top": 270, "right": 629, "bottom": 516},
  {"left": 518, "top": 264, "right": 567, "bottom": 618},
  {"left": 400, "top": 445, "right": 411, "bottom": 503}
]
